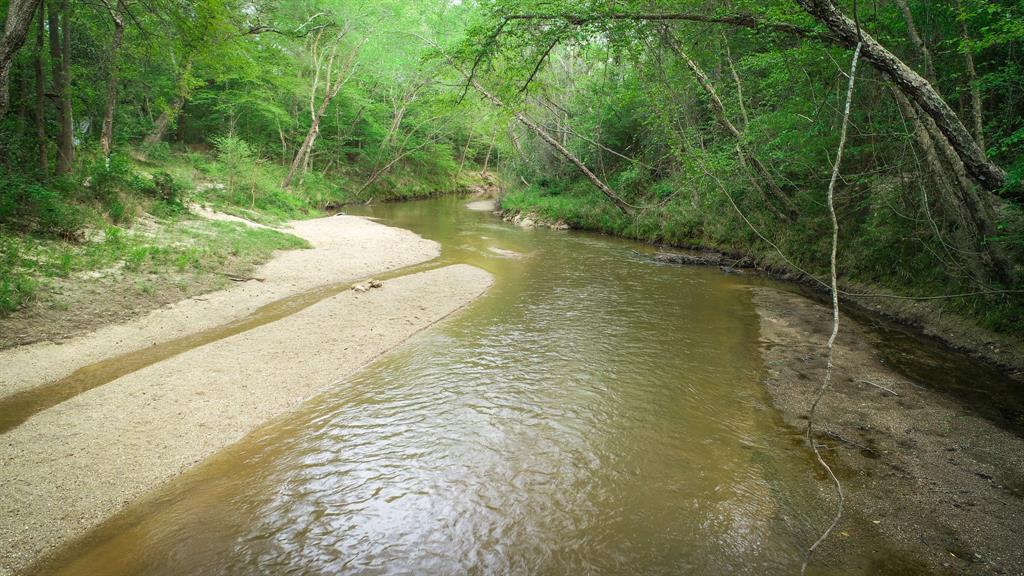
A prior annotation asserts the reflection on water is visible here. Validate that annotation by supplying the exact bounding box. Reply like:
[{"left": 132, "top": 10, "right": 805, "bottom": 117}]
[{"left": 38, "top": 197, "right": 905, "bottom": 575}]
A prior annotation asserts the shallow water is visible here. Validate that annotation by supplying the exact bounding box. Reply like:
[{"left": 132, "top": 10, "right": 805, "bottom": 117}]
[{"left": 37, "top": 197, "right": 933, "bottom": 575}]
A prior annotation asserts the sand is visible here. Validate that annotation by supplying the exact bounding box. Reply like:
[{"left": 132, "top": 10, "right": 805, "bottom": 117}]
[
  {"left": 0, "top": 264, "right": 493, "bottom": 575},
  {"left": 0, "top": 212, "right": 495, "bottom": 575},
  {"left": 1, "top": 214, "right": 439, "bottom": 398},
  {"left": 753, "top": 287, "right": 1024, "bottom": 574},
  {"left": 465, "top": 199, "right": 497, "bottom": 212}
]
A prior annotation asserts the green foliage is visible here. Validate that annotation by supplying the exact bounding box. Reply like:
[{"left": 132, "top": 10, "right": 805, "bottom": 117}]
[
  {"left": 0, "top": 172, "right": 85, "bottom": 240},
  {"left": 0, "top": 0, "right": 1021, "bottom": 336},
  {"left": 139, "top": 141, "right": 172, "bottom": 162},
  {"left": 211, "top": 136, "right": 255, "bottom": 193},
  {"left": 0, "top": 237, "right": 38, "bottom": 315}
]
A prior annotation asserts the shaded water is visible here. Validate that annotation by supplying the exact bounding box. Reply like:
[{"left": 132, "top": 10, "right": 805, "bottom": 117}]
[{"left": 38, "top": 198, "right": 919, "bottom": 575}]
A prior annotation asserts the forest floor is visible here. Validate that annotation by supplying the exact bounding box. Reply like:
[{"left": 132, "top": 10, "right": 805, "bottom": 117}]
[
  {"left": 755, "top": 287, "right": 1024, "bottom": 575},
  {"left": 0, "top": 212, "right": 494, "bottom": 576}
]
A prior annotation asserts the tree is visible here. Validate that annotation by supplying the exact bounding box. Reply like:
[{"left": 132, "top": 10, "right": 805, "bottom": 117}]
[
  {"left": 99, "top": 0, "right": 127, "bottom": 158},
  {"left": 47, "top": 0, "right": 73, "bottom": 175},
  {"left": 282, "top": 26, "right": 364, "bottom": 189},
  {"left": 0, "top": 0, "right": 42, "bottom": 117}
]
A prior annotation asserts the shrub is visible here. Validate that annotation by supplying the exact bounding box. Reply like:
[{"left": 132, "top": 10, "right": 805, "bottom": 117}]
[
  {"left": 148, "top": 171, "right": 188, "bottom": 217},
  {"left": 211, "top": 135, "right": 255, "bottom": 194},
  {"left": 0, "top": 172, "right": 85, "bottom": 240},
  {"left": 139, "top": 141, "right": 172, "bottom": 162}
]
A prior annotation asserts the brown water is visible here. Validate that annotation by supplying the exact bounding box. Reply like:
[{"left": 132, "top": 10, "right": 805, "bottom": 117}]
[{"left": 34, "top": 198, "right": 927, "bottom": 575}]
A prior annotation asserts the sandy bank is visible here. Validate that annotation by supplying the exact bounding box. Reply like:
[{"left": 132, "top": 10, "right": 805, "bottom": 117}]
[
  {"left": 465, "top": 199, "right": 497, "bottom": 212},
  {"left": 754, "top": 287, "right": 1024, "bottom": 574},
  {"left": 0, "top": 264, "right": 493, "bottom": 575},
  {"left": 0, "top": 215, "right": 439, "bottom": 399}
]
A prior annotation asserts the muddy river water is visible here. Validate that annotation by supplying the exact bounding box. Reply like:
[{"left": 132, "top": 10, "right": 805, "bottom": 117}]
[{"left": 34, "top": 197, "right": 1008, "bottom": 575}]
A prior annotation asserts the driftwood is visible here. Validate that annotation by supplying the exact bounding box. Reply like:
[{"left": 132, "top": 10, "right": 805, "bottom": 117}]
[
  {"left": 858, "top": 379, "right": 900, "bottom": 396},
  {"left": 822, "top": 429, "right": 879, "bottom": 457},
  {"left": 218, "top": 272, "right": 266, "bottom": 283},
  {"left": 648, "top": 251, "right": 754, "bottom": 272}
]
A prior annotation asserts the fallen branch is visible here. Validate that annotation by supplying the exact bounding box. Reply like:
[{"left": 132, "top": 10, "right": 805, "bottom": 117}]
[
  {"left": 822, "top": 430, "right": 879, "bottom": 456},
  {"left": 802, "top": 39, "right": 862, "bottom": 576},
  {"left": 858, "top": 379, "right": 899, "bottom": 396},
  {"left": 217, "top": 272, "right": 266, "bottom": 283}
]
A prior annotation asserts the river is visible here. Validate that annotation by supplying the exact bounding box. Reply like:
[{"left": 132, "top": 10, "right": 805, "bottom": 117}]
[{"left": 35, "top": 197, "right": 976, "bottom": 575}]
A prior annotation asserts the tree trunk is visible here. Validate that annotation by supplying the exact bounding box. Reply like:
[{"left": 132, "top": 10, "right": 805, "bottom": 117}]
[
  {"left": 144, "top": 57, "right": 192, "bottom": 145},
  {"left": 283, "top": 98, "right": 325, "bottom": 189},
  {"left": 890, "top": 0, "right": 1009, "bottom": 281},
  {"left": 480, "top": 126, "right": 498, "bottom": 175},
  {"left": 956, "top": 0, "right": 984, "bottom": 151},
  {"left": 59, "top": 0, "right": 72, "bottom": 171},
  {"left": 793, "top": 0, "right": 1011, "bottom": 198},
  {"left": 100, "top": 0, "right": 125, "bottom": 158},
  {"left": 48, "top": 0, "right": 72, "bottom": 176},
  {"left": 721, "top": 33, "right": 749, "bottom": 129},
  {"left": 469, "top": 76, "right": 634, "bottom": 215},
  {"left": 894, "top": 89, "right": 1011, "bottom": 283},
  {"left": 894, "top": 0, "right": 934, "bottom": 79},
  {"left": 282, "top": 36, "right": 363, "bottom": 189},
  {"left": 458, "top": 124, "right": 475, "bottom": 173},
  {"left": 0, "top": 0, "right": 42, "bottom": 117},
  {"left": 33, "top": 1, "right": 46, "bottom": 173}
]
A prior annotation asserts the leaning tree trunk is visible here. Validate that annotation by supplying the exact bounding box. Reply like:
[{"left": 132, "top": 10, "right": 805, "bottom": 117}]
[
  {"left": 33, "top": 2, "right": 46, "bottom": 173},
  {"left": 793, "top": 0, "right": 1012, "bottom": 198},
  {"left": 895, "top": 89, "right": 1011, "bottom": 283},
  {"left": 457, "top": 124, "right": 475, "bottom": 173},
  {"left": 472, "top": 77, "right": 635, "bottom": 215},
  {"left": 144, "top": 57, "right": 192, "bottom": 145},
  {"left": 282, "top": 97, "right": 329, "bottom": 189},
  {"left": 100, "top": 0, "right": 125, "bottom": 158},
  {"left": 0, "top": 0, "right": 42, "bottom": 117},
  {"left": 891, "top": 2, "right": 1010, "bottom": 282}
]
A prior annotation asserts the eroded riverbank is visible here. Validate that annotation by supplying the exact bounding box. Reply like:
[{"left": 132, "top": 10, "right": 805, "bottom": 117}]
[{"left": 755, "top": 288, "right": 1024, "bottom": 574}]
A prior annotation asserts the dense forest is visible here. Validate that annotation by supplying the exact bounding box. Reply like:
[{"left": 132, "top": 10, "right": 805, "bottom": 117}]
[{"left": 0, "top": 0, "right": 1022, "bottom": 336}]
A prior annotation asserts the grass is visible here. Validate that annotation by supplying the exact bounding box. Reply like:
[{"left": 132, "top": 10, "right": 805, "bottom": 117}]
[
  {"left": 0, "top": 140, "right": 485, "bottom": 319},
  {"left": 0, "top": 215, "right": 309, "bottom": 317}
]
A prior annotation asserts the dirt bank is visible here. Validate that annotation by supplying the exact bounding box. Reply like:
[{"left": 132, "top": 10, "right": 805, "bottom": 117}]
[
  {"left": 754, "top": 287, "right": 1024, "bottom": 575},
  {"left": 0, "top": 264, "right": 493, "bottom": 576},
  {"left": 0, "top": 214, "right": 439, "bottom": 399},
  {"left": 661, "top": 249, "right": 1024, "bottom": 380}
]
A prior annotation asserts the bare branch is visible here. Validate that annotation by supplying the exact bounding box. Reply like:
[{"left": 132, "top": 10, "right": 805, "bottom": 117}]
[
  {"left": 501, "top": 12, "right": 832, "bottom": 41},
  {"left": 801, "top": 40, "right": 862, "bottom": 576}
]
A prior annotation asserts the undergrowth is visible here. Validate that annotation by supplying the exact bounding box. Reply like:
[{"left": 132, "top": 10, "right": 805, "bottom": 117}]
[{"left": 0, "top": 140, "right": 484, "bottom": 318}]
